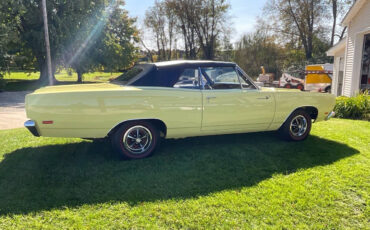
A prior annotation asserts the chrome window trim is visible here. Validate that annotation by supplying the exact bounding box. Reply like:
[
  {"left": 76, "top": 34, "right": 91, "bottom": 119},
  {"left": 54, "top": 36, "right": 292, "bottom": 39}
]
[
  {"left": 198, "top": 67, "right": 205, "bottom": 90},
  {"left": 236, "top": 65, "right": 260, "bottom": 90},
  {"left": 234, "top": 67, "right": 243, "bottom": 90}
]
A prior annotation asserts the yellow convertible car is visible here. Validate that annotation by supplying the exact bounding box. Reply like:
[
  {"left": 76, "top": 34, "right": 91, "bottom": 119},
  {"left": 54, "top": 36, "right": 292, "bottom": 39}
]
[{"left": 25, "top": 61, "right": 336, "bottom": 159}]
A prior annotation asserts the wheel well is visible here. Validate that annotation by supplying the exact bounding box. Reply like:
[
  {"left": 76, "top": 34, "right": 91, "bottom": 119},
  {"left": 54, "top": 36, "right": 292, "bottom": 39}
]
[
  {"left": 108, "top": 119, "right": 167, "bottom": 138},
  {"left": 296, "top": 106, "right": 318, "bottom": 120}
]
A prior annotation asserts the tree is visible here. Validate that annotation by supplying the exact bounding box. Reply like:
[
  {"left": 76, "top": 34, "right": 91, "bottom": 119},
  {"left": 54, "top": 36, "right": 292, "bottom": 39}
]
[
  {"left": 234, "top": 29, "right": 284, "bottom": 78},
  {"left": 0, "top": 1, "right": 23, "bottom": 89},
  {"left": 328, "top": 0, "right": 353, "bottom": 45},
  {"left": 0, "top": 1, "right": 21, "bottom": 72},
  {"left": 166, "top": 0, "right": 199, "bottom": 59},
  {"left": 191, "top": 0, "right": 230, "bottom": 59},
  {"left": 144, "top": 1, "right": 175, "bottom": 61},
  {"left": 330, "top": 0, "right": 338, "bottom": 46},
  {"left": 4, "top": 0, "right": 137, "bottom": 84},
  {"left": 265, "top": 0, "right": 327, "bottom": 60},
  {"left": 144, "top": 0, "right": 231, "bottom": 60},
  {"left": 62, "top": 0, "right": 138, "bottom": 82}
]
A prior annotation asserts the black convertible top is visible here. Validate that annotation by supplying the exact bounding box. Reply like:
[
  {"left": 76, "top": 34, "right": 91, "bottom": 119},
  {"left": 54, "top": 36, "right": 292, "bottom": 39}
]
[{"left": 127, "top": 60, "right": 236, "bottom": 87}]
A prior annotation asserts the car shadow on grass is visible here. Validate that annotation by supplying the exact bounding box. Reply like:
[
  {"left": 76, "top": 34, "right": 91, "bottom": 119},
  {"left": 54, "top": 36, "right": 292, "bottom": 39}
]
[{"left": 0, "top": 132, "right": 359, "bottom": 215}]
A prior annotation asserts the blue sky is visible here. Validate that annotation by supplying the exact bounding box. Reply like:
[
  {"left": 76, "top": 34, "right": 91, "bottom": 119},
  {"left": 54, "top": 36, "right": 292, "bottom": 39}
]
[{"left": 125, "top": 0, "right": 267, "bottom": 45}]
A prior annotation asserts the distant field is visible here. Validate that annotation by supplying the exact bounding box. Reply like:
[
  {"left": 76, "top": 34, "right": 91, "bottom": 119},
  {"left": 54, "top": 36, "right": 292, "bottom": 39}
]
[
  {"left": 3, "top": 71, "right": 122, "bottom": 91},
  {"left": 3, "top": 71, "right": 121, "bottom": 82}
]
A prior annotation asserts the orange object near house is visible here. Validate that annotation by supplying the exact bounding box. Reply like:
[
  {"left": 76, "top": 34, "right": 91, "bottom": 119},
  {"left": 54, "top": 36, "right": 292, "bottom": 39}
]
[{"left": 304, "top": 64, "right": 333, "bottom": 92}]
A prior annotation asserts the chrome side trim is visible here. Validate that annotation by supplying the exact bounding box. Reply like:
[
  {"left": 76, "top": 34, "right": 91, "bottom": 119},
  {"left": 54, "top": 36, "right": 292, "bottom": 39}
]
[
  {"left": 24, "top": 120, "right": 40, "bottom": 137},
  {"left": 280, "top": 106, "right": 319, "bottom": 127},
  {"left": 107, "top": 118, "right": 167, "bottom": 137},
  {"left": 325, "top": 111, "right": 335, "bottom": 120},
  {"left": 24, "top": 120, "right": 35, "bottom": 127}
]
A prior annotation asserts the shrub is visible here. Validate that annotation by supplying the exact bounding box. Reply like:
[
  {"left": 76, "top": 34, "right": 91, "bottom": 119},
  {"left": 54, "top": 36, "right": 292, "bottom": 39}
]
[
  {"left": 0, "top": 73, "right": 6, "bottom": 91},
  {"left": 334, "top": 91, "right": 370, "bottom": 120}
]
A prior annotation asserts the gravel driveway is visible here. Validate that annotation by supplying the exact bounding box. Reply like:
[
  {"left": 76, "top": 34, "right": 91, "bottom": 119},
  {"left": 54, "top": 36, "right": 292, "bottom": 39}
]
[{"left": 0, "top": 91, "right": 31, "bottom": 130}]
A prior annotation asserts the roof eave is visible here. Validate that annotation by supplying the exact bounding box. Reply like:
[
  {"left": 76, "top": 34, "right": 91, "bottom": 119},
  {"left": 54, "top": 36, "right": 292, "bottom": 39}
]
[
  {"left": 341, "top": 0, "right": 366, "bottom": 26},
  {"left": 327, "top": 38, "right": 346, "bottom": 56}
]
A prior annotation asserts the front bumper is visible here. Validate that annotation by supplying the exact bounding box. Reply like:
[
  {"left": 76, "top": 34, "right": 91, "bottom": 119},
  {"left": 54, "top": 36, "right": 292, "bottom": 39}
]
[
  {"left": 24, "top": 120, "right": 40, "bottom": 137},
  {"left": 325, "top": 111, "right": 336, "bottom": 120}
]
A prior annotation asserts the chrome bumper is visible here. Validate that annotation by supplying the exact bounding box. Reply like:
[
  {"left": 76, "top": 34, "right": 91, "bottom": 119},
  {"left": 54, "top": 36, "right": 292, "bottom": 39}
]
[
  {"left": 24, "top": 120, "right": 40, "bottom": 137},
  {"left": 325, "top": 111, "right": 336, "bottom": 120}
]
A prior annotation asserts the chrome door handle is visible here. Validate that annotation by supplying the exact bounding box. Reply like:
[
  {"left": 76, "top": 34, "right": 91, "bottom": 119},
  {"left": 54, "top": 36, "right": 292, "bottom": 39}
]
[
  {"left": 206, "top": 96, "right": 217, "bottom": 99},
  {"left": 257, "top": 96, "right": 270, "bottom": 100},
  {"left": 206, "top": 96, "right": 216, "bottom": 102}
]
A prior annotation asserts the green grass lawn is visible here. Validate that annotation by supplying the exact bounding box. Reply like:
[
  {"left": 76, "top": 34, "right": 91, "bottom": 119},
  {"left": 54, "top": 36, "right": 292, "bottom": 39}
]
[
  {"left": 0, "top": 119, "right": 368, "bottom": 229},
  {"left": 3, "top": 71, "right": 121, "bottom": 91}
]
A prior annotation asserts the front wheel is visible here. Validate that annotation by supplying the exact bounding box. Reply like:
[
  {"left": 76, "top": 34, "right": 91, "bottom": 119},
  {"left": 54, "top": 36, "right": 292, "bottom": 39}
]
[
  {"left": 278, "top": 110, "right": 312, "bottom": 141},
  {"left": 111, "top": 121, "right": 160, "bottom": 159}
]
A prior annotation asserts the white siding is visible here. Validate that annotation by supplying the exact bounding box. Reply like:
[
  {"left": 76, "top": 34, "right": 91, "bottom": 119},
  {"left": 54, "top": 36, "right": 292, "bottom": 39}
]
[
  {"left": 332, "top": 57, "right": 338, "bottom": 95},
  {"left": 343, "top": 34, "right": 354, "bottom": 96},
  {"left": 343, "top": 1, "right": 370, "bottom": 96},
  {"left": 332, "top": 54, "right": 344, "bottom": 96}
]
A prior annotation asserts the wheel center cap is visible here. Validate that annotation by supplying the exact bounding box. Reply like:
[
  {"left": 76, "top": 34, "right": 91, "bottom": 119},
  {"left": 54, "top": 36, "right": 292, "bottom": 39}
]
[{"left": 136, "top": 138, "right": 141, "bottom": 143}]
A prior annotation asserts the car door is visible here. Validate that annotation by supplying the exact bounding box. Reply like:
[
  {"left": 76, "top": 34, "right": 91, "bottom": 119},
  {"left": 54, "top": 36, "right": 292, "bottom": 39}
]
[
  {"left": 237, "top": 67, "right": 275, "bottom": 130},
  {"left": 201, "top": 66, "right": 275, "bottom": 132}
]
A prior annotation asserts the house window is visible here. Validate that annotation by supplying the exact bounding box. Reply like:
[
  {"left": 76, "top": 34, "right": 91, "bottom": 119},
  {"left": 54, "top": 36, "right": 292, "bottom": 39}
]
[{"left": 360, "top": 34, "right": 370, "bottom": 91}]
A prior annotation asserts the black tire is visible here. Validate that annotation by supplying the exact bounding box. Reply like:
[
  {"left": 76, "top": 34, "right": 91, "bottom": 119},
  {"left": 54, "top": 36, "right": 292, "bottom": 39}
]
[
  {"left": 278, "top": 109, "right": 312, "bottom": 141},
  {"left": 284, "top": 84, "right": 292, "bottom": 89},
  {"left": 297, "top": 84, "right": 304, "bottom": 91},
  {"left": 325, "top": 86, "right": 331, "bottom": 93},
  {"left": 111, "top": 121, "right": 160, "bottom": 159}
]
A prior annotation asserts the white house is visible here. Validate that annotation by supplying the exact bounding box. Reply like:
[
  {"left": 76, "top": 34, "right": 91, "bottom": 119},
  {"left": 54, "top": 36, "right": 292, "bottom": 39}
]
[{"left": 327, "top": 0, "right": 370, "bottom": 97}]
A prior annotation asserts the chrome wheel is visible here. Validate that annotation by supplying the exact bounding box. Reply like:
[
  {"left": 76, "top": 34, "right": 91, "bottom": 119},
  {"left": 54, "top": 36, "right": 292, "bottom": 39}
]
[
  {"left": 289, "top": 115, "right": 308, "bottom": 137},
  {"left": 123, "top": 125, "right": 152, "bottom": 155}
]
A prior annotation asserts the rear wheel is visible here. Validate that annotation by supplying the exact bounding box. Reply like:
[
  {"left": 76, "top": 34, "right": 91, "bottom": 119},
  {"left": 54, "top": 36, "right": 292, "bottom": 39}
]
[
  {"left": 297, "top": 84, "right": 304, "bottom": 91},
  {"left": 279, "top": 110, "right": 312, "bottom": 141},
  {"left": 284, "top": 84, "right": 292, "bottom": 89},
  {"left": 111, "top": 121, "right": 160, "bottom": 159}
]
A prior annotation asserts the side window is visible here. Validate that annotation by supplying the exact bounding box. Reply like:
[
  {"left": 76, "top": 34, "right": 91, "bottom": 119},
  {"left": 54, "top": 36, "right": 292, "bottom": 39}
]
[
  {"left": 237, "top": 69, "right": 257, "bottom": 90},
  {"left": 173, "top": 68, "right": 200, "bottom": 89},
  {"left": 201, "top": 67, "right": 241, "bottom": 90}
]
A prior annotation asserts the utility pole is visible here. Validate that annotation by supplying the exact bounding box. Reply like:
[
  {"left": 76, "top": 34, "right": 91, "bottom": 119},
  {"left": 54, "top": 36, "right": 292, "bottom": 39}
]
[{"left": 41, "top": 0, "right": 53, "bottom": 85}]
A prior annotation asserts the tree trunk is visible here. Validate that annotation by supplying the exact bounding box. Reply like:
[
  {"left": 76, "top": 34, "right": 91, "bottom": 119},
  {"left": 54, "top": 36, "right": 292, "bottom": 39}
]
[
  {"left": 306, "top": 35, "right": 313, "bottom": 60},
  {"left": 339, "top": 26, "right": 347, "bottom": 40},
  {"left": 331, "top": 0, "right": 337, "bottom": 46},
  {"left": 37, "top": 59, "right": 55, "bottom": 85},
  {"left": 77, "top": 71, "right": 83, "bottom": 83}
]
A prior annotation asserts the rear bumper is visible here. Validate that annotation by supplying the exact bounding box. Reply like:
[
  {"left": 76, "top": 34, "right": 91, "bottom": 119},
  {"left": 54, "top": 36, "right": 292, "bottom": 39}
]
[
  {"left": 24, "top": 120, "right": 40, "bottom": 137},
  {"left": 325, "top": 111, "right": 335, "bottom": 120}
]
